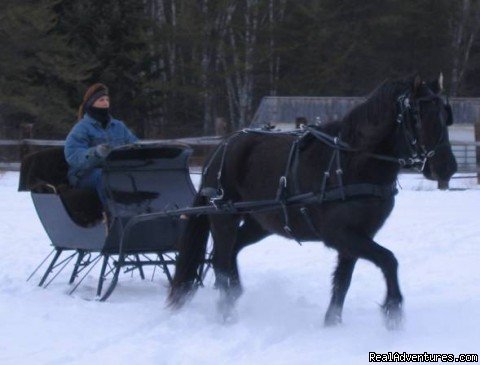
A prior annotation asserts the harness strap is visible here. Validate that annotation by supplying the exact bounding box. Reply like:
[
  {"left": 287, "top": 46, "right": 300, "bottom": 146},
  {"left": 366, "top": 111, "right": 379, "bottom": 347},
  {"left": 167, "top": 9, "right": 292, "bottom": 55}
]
[
  {"left": 200, "top": 126, "right": 400, "bottom": 243},
  {"left": 320, "top": 183, "right": 398, "bottom": 203},
  {"left": 319, "top": 150, "right": 336, "bottom": 193},
  {"left": 299, "top": 183, "right": 397, "bottom": 239},
  {"left": 307, "top": 127, "right": 352, "bottom": 151},
  {"left": 334, "top": 148, "right": 345, "bottom": 199},
  {"left": 276, "top": 139, "right": 303, "bottom": 245},
  {"left": 362, "top": 152, "right": 422, "bottom": 167},
  {"left": 306, "top": 125, "right": 422, "bottom": 168},
  {"left": 300, "top": 207, "right": 322, "bottom": 237},
  {"left": 153, "top": 182, "right": 397, "bottom": 225}
]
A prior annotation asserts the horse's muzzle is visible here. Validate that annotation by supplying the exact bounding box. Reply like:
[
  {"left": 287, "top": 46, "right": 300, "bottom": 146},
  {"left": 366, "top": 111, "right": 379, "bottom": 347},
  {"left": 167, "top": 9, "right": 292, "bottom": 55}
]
[
  {"left": 422, "top": 145, "right": 457, "bottom": 189},
  {"left": 437, "top": 179, "right": 449, "bottom": 190}
]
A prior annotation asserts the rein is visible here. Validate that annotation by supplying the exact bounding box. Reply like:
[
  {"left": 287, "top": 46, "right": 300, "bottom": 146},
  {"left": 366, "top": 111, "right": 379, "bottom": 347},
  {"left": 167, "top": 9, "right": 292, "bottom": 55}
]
[{"left": 304, "top": 89, "right": 451, "bottom": 169}]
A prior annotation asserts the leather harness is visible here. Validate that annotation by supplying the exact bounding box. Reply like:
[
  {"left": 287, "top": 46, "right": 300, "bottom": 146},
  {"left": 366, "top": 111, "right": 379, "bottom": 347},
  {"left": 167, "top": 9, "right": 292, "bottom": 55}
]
[{"left": 196, "top": 90, "right": 450, "bottom": 242}]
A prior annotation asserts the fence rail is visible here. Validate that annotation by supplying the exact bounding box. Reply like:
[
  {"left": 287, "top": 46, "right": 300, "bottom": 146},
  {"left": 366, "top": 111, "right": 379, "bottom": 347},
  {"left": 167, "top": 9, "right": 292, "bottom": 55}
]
[
  {"left": 2, "top": 137, "right": 479, "bottom": 148},
  {"left": 0, "top": 135, "right": 223, "bottom": 148},
  {"left": 0, "top": 136, "right": 223, "bottom": 171},
  {"left": 1, "top": 137, "right": 479, "bottom": 175}
]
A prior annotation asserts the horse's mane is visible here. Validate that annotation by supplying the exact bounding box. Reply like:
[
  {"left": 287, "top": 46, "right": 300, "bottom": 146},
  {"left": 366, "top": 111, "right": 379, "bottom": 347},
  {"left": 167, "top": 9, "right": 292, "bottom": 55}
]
[{"left": 339, "top": 79, "right": 409, "bottom": 150}]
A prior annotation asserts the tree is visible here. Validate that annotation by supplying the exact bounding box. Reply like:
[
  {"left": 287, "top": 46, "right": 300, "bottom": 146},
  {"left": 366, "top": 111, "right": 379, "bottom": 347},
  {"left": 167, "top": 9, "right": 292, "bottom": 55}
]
[
  {"left": 0, "top": 0, "right": 95, "bottom": 137},
  {"left": 57, "top": 0, "right": 157, "bottom": 137},
  {"left": 449, "top": 0, "right": 480, "bottom": 96},
  {"left": 2, "top": 0, "right": 480, "bottom": 139},
  {"left": 276, "top": 0, "right": 452, "bottom": 96}
]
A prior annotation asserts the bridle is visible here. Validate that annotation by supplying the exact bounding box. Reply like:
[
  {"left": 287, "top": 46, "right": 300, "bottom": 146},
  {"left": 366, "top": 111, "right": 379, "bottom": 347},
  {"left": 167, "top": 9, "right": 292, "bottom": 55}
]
[
  {"left": 301, "top": 87, "right": 452, "bottom": 171},
  {"left": 392, "top": 88, "right": 451, "bottom": 170}
]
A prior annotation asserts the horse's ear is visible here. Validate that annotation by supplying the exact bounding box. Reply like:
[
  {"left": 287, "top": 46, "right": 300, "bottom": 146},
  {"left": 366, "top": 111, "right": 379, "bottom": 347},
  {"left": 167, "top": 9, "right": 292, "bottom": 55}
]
[{"left": 427, "top": 73, "right": 443, "bottom": 94}]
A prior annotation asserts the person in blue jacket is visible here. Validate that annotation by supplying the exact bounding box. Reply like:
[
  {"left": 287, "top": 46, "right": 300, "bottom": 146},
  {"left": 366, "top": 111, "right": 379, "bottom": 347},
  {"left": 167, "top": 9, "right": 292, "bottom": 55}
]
[{"left": 64, "top": 83, "right": 138, "bottom": 205}]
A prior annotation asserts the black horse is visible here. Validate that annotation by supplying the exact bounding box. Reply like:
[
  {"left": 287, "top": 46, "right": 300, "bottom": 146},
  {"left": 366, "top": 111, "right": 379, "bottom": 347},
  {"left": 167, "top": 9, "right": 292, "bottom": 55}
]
[{"left": 168, "top": 75, "right": 457, "bottom": 329}]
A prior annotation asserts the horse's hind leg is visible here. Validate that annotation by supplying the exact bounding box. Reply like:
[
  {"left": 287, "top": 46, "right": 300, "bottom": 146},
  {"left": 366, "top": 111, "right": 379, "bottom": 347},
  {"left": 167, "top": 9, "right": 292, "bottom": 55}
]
[
  {"left": 324, "top": 254, "right": 357, "bottom": 326},
  {"left": 210, "top": 214, "right": 242, "bottom": 321}
]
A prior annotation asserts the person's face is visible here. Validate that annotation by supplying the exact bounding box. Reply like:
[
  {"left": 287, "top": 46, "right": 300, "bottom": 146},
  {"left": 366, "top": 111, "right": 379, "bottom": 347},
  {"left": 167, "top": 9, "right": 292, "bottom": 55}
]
[{"left": 93, "top": 95, "right": 110, "bottom": 109}]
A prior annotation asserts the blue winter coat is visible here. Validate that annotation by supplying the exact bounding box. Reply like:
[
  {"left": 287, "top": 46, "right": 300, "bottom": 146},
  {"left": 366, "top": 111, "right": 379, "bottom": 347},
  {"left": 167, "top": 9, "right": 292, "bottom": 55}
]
[{"left": 64, "top": 113, "right": 138, "bottom": 185}]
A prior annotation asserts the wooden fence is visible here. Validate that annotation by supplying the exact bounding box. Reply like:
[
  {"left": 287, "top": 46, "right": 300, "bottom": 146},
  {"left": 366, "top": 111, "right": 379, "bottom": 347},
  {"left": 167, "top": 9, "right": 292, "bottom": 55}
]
[
  {"left": 1, "top": 137, "right": 479, "bottom": 177},
  {"left": 0, "top": 136, "right": 224, "bottom": 171}
]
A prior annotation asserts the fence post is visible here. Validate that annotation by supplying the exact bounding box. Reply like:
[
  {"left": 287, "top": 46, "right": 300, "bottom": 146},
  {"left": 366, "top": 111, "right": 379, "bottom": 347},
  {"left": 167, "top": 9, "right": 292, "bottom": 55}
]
[
  {"left": 214, "top": 117, "right": 227, "bottom": 137},
  {"left": 19, "top": 123, "right": 34, "bottom": 162},
  {"left": 474, "top": 119, "right": 480, "bottom": 184}
]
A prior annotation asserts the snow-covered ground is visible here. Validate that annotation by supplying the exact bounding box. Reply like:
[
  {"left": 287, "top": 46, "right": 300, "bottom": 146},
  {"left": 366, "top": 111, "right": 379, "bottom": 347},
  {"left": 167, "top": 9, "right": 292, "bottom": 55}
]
[{"left": 0, "top": 171, "right": 479, "bottom": 365}]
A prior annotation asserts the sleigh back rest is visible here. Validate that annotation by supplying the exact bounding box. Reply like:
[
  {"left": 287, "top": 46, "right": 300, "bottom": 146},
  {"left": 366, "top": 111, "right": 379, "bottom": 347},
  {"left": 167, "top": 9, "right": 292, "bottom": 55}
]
[
  {"left": 102, "top": 144, "right": 196, "bottom": 253},
  {"left": 19, "top": 147, "right": 103, "bottom": 227}
]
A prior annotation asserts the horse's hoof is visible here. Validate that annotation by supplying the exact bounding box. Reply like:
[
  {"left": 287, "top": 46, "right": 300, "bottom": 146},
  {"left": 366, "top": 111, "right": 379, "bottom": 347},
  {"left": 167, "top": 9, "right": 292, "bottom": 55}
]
[
  {"left": 217, "top": 299, "right": 238, "bottom": 324},
  {"left": 167, "top": 290, "right": 187, "bottom": 310},
  {"left": 324, "top": 309, "right": 342, "bottom": 327},
  {"left": 167, "top": 282, "right": 197, "bottom": 310},
  {"left": 382, "top": 302, "right": 403, "bottom": 330},
  {"left": 221, "top": 310, "right": 238, "bottom": 324},
  {"left": 384, "top": 312, "right": 403, "bottom": 331}
]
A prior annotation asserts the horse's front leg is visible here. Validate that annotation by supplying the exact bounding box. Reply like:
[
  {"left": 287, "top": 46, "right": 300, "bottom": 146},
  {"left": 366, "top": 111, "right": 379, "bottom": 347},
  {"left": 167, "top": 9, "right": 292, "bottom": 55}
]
[
  {"left": 325, "top": 229, "right": 403, "bottom": 330},
  {"left": 210, "top": 215, "right": 242, "bottom": 322},
  {"left": 324, "top": 254, "right": 357, "bottom": 326}
]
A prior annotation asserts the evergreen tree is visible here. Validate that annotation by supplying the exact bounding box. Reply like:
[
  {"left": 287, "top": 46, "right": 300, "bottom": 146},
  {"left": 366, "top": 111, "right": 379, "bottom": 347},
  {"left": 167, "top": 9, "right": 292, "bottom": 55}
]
[
  {"left": 57, "top": 0, "right": 157, "bottom": 137},
  {"left": 1, "top": 0, "right": 479, "bottom": 139},
  {"left": 0, "top": 0, "right": 95, "bottom": 137},
  {"left": 278, "top": 0, "right": 452, "bottom": 96}
]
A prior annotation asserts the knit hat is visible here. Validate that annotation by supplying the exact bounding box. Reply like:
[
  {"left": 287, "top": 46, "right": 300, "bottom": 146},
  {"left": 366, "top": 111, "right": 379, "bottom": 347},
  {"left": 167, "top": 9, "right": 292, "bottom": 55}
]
[{"left": 78, "top": 83, "right": 109, "bottom": 119}]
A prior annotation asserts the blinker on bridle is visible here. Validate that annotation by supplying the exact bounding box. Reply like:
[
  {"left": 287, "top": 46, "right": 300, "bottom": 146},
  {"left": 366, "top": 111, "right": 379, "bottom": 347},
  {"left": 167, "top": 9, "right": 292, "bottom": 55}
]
[{"left": 395, "top": 89, "right": 449, "bottom": 170}]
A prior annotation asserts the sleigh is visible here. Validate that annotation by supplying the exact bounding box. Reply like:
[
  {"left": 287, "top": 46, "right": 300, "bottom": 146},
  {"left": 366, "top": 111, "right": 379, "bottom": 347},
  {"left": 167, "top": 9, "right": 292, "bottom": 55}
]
[{"left": 20, "top": 143, "right": 210, "bottom": 301}]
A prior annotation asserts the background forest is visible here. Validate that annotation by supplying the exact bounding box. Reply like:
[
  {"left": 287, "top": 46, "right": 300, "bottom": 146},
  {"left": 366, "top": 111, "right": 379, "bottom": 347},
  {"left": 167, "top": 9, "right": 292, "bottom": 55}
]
[{"left": 0, "top": 0, "right": 479, "bottom": 139}]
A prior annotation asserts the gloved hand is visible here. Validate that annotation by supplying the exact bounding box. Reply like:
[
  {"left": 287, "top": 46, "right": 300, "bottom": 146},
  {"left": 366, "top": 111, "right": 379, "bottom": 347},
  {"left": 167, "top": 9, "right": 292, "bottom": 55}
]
[{"left": 95, "top": 143, "right": 112, "bottom": 158}]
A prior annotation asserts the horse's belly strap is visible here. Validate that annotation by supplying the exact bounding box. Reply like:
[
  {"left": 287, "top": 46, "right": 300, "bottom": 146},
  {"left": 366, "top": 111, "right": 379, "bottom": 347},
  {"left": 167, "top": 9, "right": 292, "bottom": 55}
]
[{"left": 319, "top": 183, "right": 398, "bottom": 203}]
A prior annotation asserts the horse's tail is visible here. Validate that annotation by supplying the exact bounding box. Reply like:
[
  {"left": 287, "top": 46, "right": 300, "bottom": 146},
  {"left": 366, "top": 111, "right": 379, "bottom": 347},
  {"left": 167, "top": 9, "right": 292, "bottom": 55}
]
[{"left": 168, "top": 193, "right": 210, "bottom": 309}]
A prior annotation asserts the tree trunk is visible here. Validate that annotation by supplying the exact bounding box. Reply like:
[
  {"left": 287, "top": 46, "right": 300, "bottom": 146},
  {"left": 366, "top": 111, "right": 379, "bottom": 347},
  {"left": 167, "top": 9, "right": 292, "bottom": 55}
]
[
  {"left": 268, "top": 0, "right": 287, "bottom": 96},
  {"left": 450, "top": 0, "right": 480, "bottom": 96}
]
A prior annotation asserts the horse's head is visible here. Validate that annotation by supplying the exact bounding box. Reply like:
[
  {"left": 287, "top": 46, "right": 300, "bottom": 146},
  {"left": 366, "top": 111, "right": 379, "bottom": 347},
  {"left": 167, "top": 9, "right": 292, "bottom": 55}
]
[{"left": 395, "top": 74, "right": 457, "bottom": 189}]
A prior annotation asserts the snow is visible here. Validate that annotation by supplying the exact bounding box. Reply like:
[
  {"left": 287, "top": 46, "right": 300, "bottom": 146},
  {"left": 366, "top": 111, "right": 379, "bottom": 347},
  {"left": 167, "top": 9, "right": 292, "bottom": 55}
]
[{"left": 0, "top": 171, "right": 479, "bottom": 364}]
